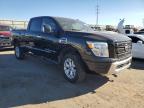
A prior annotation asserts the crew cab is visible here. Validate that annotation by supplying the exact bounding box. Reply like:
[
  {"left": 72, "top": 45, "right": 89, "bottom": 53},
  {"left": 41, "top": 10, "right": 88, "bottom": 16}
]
[
  {"left": 0, "top": 25, "right": 12, "bottom": 47},
  {"left": 12, "top": 16, "right": 132, "bottom": 83}
]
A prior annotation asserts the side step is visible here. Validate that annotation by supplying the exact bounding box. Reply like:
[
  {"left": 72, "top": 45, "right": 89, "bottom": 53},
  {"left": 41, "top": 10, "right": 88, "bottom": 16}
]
[
  {"left": 41, "top": 56, "right": 59, "bottom": 65},
  {"left": 27, "top": 52, "right": 59, "bottom": 65}
]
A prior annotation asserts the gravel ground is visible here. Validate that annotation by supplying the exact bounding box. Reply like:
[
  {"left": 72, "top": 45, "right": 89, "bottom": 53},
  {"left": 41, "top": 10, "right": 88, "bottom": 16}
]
[{"left": 0, "top": 51, "right": 144, "bottom": 108}]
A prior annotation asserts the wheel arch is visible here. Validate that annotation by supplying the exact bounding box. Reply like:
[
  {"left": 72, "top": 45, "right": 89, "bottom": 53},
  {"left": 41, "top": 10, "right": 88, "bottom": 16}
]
[
  {"left": 58, "top": 45, "right": 79, "bottom": 61},
  {"left": 58, "top": 45, "right": 88, "bottom": 71}
]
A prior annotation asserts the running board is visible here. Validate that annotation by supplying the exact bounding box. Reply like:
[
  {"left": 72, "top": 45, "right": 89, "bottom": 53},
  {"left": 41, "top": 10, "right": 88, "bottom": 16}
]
[
  {"left": 41, "top": 57, "right": 59, "bottom": 64},
  {"left": 27, "top": 52, "right": 59, "bottom": 65}
]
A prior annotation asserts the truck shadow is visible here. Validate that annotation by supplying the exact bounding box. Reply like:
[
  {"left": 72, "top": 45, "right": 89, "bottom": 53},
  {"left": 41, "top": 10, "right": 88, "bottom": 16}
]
[
  {"left": 0, "top": 47, "right": 14, "bottom": 51},
  {"left": 131, "top": 58, "right": 144, "bottom": 70},
  {"left": 0, "top": 53, "right": 110, "bottom": 108}
]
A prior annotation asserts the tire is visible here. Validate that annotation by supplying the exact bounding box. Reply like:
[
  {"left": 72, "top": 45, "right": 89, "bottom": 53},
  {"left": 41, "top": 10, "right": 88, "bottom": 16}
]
[
  {"left": 14, "top": 46, "right": 25, "bottom": 60},
  {"left": 63, "top": 53, "right": 86, "bottom": 83}
]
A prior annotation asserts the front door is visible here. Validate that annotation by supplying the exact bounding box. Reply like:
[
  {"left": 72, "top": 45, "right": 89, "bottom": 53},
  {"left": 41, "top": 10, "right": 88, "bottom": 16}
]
[{"left": 37, "top": 17, "right": 63, "bottom": 61}]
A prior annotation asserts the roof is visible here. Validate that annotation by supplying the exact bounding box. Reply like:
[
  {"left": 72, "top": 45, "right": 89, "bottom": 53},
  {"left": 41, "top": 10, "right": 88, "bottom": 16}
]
[{"left": 30, "top": 16, "right": 79, "bottom": 22}]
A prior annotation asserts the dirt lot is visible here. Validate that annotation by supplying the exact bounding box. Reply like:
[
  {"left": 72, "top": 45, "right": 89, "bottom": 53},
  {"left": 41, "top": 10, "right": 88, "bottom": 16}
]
[{"left": 0, "top": 50, "right": 144, "bottom": 108}]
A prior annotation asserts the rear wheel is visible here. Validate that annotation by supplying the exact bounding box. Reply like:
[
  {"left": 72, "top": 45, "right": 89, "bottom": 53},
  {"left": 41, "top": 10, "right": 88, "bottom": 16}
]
[
  {"left": 63, "top": 53, "right": 86, "bottom": 83},
  {"left": 15, "top": 46, "right": 25, "bottom": 60}
]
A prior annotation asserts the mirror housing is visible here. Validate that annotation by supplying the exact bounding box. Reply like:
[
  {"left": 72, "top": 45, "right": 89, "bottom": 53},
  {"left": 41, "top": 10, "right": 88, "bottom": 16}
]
[
  {"left": 42, "top": 24, "right": 61, "bottom": 36},
  {"left": 43, "top": 24, "right": 52, "bottom": 33}
]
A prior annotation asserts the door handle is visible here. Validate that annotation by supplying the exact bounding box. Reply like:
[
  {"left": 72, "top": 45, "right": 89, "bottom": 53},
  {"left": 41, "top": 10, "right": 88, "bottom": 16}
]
[
  {"left": 36, "top": 35, "right": 41, "bottom": 38},
  {"left": 59, "top": 38, "right": 67, "bottom": 44}
]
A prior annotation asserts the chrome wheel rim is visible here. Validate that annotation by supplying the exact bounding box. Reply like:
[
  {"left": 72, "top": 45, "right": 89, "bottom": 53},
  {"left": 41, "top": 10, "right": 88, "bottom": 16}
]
[
  {"left": 64, "top": 58, "right": 76, "bottom": 79},
  {"left": 15, "top": 47, "right": 20, "bottom": 57}
]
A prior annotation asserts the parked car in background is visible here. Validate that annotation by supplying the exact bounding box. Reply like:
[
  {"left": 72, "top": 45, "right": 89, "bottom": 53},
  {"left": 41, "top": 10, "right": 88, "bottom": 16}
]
[
  {"left": 0, "top": 25, "right": 12, "bottom": 48},
  {"left": 128, "top": 34, "right": 144, "bottom": 59},
  {"left": 105, "top": 25, "right": 115, "bottom": 31}
]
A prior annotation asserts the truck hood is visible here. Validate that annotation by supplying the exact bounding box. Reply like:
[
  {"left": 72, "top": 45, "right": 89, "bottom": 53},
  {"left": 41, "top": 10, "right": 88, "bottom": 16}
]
[{"left": 65, "top": 31, "right": 131, "bottom": 42}]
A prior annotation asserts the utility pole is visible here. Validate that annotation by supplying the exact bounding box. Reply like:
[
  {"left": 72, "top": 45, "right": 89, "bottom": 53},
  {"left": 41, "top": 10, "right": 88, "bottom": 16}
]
[
  {"left": 143, "top": 18, "right": 144, "bottom": 27},
  {"left": 96, "top": 0, "right": 99, "bottom": 27}
]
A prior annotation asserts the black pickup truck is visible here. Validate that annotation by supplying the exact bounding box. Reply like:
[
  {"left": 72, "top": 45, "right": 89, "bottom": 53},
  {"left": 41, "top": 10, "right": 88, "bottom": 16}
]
[{"left": 12, "top": 16, "right": 132, "bottom": 83}]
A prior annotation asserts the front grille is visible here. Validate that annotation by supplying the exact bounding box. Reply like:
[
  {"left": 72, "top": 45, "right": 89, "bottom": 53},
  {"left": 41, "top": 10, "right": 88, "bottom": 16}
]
[
  {"left": 0, "top": 36, "right": 10, "bottom": 39},
  {"left": 114, "top": 41, "right": 132, "bottom": 59}
]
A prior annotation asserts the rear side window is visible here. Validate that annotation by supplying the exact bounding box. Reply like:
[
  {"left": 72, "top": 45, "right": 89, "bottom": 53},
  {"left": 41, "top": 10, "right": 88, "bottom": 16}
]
[{"left": 29, "top": 18, "right": 42, "bottom": 32}]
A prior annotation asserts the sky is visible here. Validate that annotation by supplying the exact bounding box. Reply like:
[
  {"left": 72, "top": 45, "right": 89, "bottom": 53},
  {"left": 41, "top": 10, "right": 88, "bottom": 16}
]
[{"left": 0, "top": 0, "right": 144, "bottom": 27}]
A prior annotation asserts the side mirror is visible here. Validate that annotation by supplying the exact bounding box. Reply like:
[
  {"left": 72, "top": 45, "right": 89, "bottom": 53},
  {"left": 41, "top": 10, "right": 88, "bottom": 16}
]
[
  {"left": 137, "top": 40, "right": 143, "bottom": 44},
  {"left": 43, "top": 24, "right": 52, "bottom": 33}
]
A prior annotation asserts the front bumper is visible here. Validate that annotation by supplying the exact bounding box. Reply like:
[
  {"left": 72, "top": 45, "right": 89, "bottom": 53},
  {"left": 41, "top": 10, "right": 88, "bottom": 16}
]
[
  {"left": 85, "top": 56, "right": 132, "bottom": 75},
  {"left": 0, "top": 37, "right": 12, "bottom": 47}
]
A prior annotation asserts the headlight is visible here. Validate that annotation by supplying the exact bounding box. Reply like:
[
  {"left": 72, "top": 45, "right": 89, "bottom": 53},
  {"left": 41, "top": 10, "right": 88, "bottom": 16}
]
[{"left": 86, "top": 41, "right": 109, "bottom": 57}]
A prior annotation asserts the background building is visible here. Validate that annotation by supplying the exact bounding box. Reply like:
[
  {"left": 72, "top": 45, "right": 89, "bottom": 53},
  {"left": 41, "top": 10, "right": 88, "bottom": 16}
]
[{"left": 0, "top": 20, "right": 28, "bottom": 29}]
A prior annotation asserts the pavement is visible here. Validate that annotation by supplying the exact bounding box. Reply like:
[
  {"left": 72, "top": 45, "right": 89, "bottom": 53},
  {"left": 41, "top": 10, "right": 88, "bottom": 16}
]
[{"left": 0, "top": 50, "right": 144, "bottom": 108}]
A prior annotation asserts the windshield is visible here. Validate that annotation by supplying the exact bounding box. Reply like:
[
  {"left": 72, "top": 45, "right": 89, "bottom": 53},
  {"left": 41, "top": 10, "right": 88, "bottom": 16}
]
[
  {"left": 0, "top": 25, "right": 11, "bottom": 31},
  {"left": 54, "top": 17, "right": 94, "bottom": 32}
]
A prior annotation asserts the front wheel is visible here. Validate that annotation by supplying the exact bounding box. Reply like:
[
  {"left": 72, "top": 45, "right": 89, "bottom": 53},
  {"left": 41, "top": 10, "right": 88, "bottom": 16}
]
[
  {"left": 63, "top": 53, "right": 86, "bottom": 83},
  {"left": 15, "top": 46, "right": 25, "bottom": 60}
]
